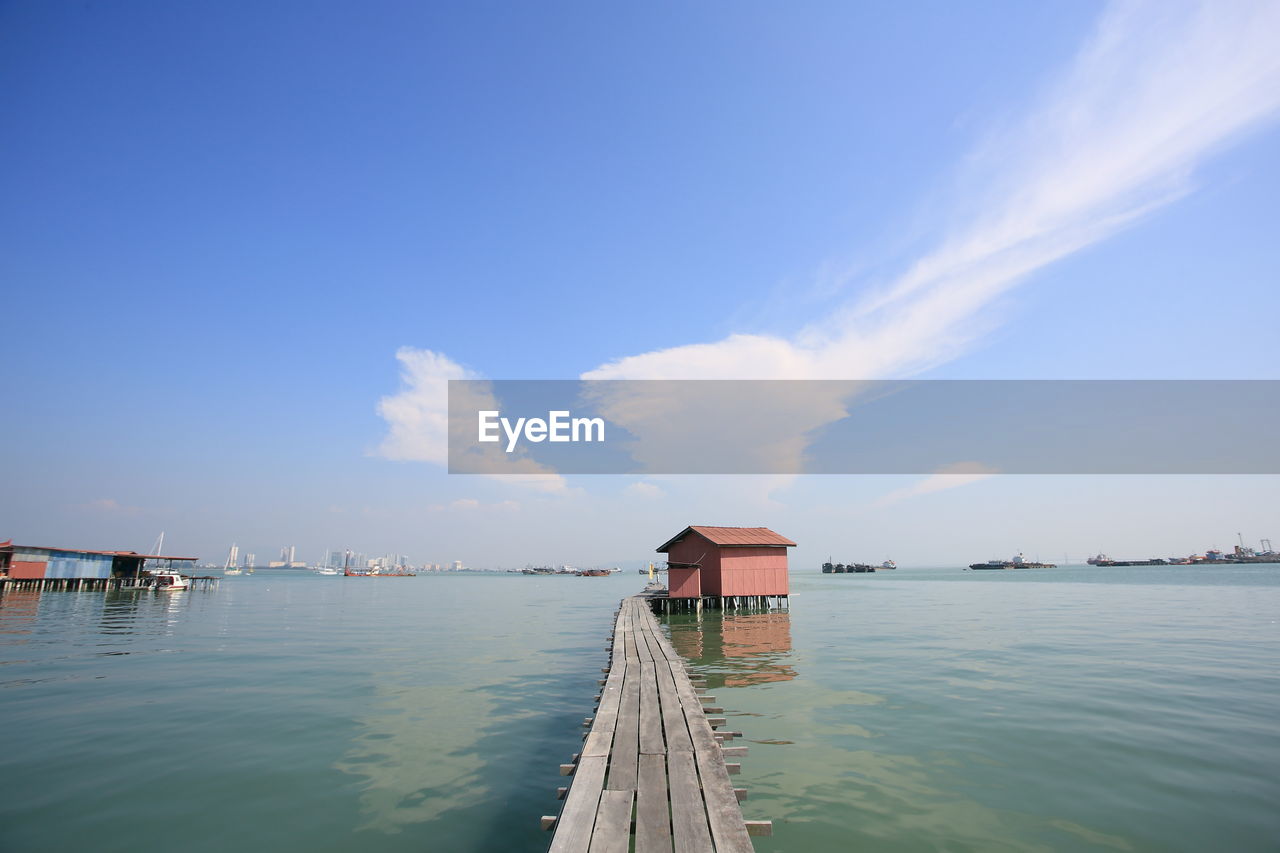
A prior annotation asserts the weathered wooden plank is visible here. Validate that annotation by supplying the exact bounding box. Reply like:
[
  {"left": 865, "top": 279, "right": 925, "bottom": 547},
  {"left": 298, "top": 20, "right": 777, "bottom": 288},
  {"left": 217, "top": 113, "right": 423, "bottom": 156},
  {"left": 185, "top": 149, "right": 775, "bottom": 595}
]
[
  {"left": 634, "top": 614, "right": 655, "bottom": 662},
  {"left": 582, "top": 729, "right": 613, "bottom": 758},
  {"left": 593, "top": 660, "right": 626, "bottom": 734},
  {"left": 549, "top": 754, "right": 608, "bottom": 853},
  {"left": 625, "top": 625, "right": 641, "bottom": 663},
  {"left": 607, "top": 654, "right": 641, "bottom": 790},
  {"left": 693, "top": 746, "right": 755, "bottom": 853},
  {"left": 635, "top": 753, "right": 673, "bottom": 853},
  {"left": 638, "top": 658, "right": 665, "bottom": 755},
  {"left": 666, "top": 749, "right": 713, "bottom": 852},
  {"left": 652, "top": 651, "right": 693, "bottom": 753},
  {"left": 641, "top": 623, "right": 684, "bottom": 664},
  {"left": 669, "top": 663, "right": 723, "bottom": 762},
  {"left": 588, "top": 789, "right": 635, "bottom": 853},
  {"left": 635, "top": 613, "right": 696, "bottom": 755}
]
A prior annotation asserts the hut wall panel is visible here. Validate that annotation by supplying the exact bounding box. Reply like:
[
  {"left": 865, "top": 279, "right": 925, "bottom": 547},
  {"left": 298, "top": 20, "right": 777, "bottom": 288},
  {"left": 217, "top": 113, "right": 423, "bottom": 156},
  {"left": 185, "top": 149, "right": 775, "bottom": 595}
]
[
  {"left": 702, "top": 549, "right": 724, "bottom": 596},
  {"left": 665, "top": 534, "right": 719, "bottom": 597},
  {"left": 9, "top": 560, "right": 47, "bottom": 579},
  {"left": 667, "top": 567, "right": 701, "bottom": 598},
  {"left": 720, "top": 549, "right": 789, "bottom": 596},
  {"left": 46, "top": 552, "right": 114, "bottom": 580}
]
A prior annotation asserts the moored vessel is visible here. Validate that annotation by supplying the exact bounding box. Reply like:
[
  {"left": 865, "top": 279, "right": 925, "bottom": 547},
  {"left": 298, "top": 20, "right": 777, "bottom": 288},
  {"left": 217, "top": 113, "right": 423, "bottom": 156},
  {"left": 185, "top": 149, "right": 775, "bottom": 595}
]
[
  {"left": 822, "top": 559, "right": 876, "bottom": 573},
  {"left": 969, "top": 553, "right": 1056, "bottom": 570},
  {"left": 150, "top": 569, "right": 189, "bottom": 590}
]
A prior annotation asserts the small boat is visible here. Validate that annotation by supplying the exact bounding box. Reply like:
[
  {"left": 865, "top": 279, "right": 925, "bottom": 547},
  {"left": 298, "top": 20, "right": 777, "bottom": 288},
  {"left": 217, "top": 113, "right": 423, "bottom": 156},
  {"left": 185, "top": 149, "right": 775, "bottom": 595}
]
[
  {"left": 315, "top": 567, "right": 339, "bottom": 576},
  {"left": 151, "top": 569, "right": 189, "bottom": 591},
  {"left": 880, "top": 560, "right": 897, "bottom": 570}
]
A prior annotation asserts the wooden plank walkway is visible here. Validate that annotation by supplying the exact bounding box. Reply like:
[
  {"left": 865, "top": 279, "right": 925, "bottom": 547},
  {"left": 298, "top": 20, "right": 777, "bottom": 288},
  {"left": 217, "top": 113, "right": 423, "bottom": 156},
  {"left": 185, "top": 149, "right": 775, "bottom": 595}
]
[{"left": 547, "top": 595, "right": 766, "bottom": 852}]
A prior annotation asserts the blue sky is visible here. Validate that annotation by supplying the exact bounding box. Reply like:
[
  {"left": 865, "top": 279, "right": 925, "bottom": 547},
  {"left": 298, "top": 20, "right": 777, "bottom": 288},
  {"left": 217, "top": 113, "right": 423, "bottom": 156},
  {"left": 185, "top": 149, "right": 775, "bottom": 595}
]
[{"left": 3, "top": 1, "right": 1278, "bottom": 567}]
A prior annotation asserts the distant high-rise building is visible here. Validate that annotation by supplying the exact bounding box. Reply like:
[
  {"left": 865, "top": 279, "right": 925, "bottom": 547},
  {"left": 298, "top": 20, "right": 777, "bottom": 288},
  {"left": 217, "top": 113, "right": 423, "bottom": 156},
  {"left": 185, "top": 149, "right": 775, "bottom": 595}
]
[{"left": 451, "top": 560, "right": 463, "bottom": 571}]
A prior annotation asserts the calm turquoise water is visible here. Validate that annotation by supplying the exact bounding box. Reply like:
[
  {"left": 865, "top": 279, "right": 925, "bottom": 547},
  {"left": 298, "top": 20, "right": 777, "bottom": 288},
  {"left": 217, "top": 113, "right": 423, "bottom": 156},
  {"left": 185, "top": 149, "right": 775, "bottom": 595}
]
[{"left": 2, "top": 566, "right": 1277, "bottom": 852}]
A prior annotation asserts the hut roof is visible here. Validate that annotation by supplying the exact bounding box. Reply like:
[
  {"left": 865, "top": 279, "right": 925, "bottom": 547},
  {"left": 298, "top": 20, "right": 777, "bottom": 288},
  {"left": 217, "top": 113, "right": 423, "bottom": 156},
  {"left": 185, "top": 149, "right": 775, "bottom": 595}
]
[{"left": 656, "top": 526, "right": 796, "bottom": 553}]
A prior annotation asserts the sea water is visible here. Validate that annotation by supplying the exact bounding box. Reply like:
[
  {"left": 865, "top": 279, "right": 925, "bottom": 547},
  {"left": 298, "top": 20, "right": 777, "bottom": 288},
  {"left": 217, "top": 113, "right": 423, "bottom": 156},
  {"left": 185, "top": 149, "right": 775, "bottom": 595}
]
[{"left": 1, "top": 566, "right": 1276, "bottom": 852}]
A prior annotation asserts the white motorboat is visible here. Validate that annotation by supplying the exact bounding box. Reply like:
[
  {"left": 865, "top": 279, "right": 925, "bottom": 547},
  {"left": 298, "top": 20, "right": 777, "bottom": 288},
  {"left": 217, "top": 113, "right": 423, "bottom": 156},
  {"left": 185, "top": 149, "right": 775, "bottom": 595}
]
[{"left": 151, "top": 570, "right": 189, "bottom": 591}]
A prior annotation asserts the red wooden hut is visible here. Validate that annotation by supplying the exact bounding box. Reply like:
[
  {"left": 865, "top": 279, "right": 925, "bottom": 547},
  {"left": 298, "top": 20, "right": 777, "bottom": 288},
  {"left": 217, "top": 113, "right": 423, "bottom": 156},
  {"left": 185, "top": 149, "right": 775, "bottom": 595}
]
[{"left": 656, "top": 525, "right": 795, "bottom": 599}]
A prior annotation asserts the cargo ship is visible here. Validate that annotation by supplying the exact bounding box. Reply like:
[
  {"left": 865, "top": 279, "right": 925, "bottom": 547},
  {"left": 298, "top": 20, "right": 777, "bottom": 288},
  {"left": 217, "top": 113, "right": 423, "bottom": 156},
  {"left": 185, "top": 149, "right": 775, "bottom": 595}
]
[{"left": 968, "top": 553, "right": 1055, "bottom": 570}]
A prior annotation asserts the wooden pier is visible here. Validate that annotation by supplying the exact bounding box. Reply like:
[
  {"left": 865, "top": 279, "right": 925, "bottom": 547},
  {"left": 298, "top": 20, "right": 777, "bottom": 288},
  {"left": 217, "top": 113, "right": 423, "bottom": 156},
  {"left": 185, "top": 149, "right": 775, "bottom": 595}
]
[
  {"left": 0, "top": 575, "right": 220, "bottom": 592},
  {"left": 546, "top": 595, "right": 770, "bottom": 852}
]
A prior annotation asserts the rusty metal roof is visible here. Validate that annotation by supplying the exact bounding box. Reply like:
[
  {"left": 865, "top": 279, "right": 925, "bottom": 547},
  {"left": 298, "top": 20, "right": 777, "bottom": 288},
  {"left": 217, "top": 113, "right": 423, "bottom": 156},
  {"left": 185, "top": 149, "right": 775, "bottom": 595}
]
[
  {"left": 0, "top": 544, "right": 196, "bottom": 561},
  {"left": 656, "top": 526, "right": 796, "bottom": 552}
]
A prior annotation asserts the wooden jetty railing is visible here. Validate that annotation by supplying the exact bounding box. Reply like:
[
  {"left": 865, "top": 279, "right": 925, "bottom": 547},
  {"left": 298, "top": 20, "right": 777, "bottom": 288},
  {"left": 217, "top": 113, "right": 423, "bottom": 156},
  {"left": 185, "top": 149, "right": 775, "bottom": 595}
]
[{"left": 545, "top": 595, "right": 770, "bottom": 852}]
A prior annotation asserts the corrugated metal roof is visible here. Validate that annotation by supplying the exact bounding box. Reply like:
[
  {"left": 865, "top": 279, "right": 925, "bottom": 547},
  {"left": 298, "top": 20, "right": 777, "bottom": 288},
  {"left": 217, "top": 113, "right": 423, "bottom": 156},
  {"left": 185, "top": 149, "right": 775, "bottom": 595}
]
[
  {"left": 656, "top": 526, "right": 796, "bottom": 552},
  {"left": 0, "top": 544, "right": 196, "bottom": 561}
]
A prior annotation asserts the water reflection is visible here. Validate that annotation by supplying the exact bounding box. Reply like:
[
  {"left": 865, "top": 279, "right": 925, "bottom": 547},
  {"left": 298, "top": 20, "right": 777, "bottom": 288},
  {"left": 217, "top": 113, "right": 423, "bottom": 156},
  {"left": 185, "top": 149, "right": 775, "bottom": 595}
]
[
  {"left": 0, "top": 590, "right": 43, "bottom": 640},
  {"left": 333, "top": 681, "right": 494, "bottom": 833},
  {"left": 667, "top": 609, "right": 796, "bottom": 687}
]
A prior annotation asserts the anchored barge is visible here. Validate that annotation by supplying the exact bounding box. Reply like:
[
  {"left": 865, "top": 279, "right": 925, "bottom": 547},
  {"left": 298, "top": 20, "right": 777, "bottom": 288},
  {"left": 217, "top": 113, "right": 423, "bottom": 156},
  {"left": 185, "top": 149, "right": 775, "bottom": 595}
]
[{"left": 969, "top": 553, "right": 1056, "bottom": 570}]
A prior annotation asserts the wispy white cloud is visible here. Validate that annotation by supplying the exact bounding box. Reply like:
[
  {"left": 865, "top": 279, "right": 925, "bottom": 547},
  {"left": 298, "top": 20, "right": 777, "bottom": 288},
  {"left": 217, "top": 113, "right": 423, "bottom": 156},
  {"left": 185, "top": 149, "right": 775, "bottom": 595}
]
[
  {"left": 576, "top": 0, "right": 1280, "bottom": 494},
  {"left": 426, "top": 498, "right": 521, "bottom": 512},
  {"left": 623, "top": 481, "right": 665, "bottom": 499},
  {"left": 77, "top": 497, "right": 144, "bottom": 515},
  {"left": 378, "top": 0, "right": 1280, "bottom": 494},
  {"left": 376, "top": 348, "right": 475, "bottom": 465},
  {"left": 375, "top": 347, "right": 572, "bottom": 494},
  {"left": 872, "top": 463, "right": 998, "bottom": 507},
  {"left": 585, "top": 0, "right": 1280, "bottom": 383}
]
